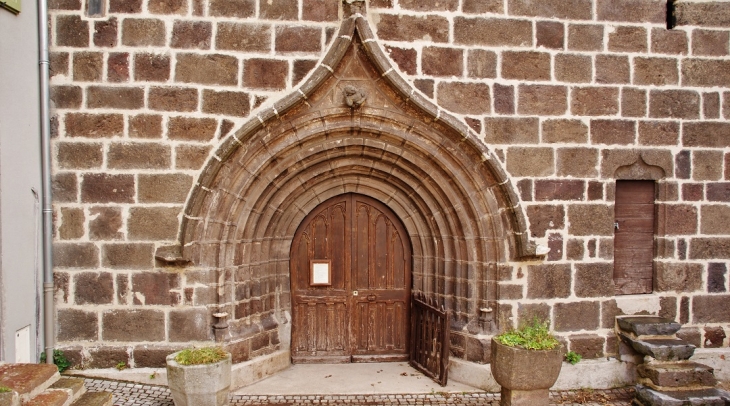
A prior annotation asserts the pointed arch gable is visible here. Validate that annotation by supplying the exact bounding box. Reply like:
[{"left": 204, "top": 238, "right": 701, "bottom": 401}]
[{"left": 163, "top": 1, "right": 537, "bottom": 340}]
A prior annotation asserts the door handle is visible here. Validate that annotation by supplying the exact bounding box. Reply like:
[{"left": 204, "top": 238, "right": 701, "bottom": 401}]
[
  {"left": 353, "top": 291, "right": 358, "bottom": 296},
  {"left": 367, "top": 294, "right": 377, "bottom": 301}
]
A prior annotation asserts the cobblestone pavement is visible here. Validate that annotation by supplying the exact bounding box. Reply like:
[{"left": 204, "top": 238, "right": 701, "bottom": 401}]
[{"left": 85, "top": 378, "right": 635, "bottom": 405}]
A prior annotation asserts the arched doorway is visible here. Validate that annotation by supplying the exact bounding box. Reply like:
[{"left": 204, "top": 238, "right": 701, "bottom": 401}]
[{"left": 290, "top": 193, "right": 411, "bottom": 363}]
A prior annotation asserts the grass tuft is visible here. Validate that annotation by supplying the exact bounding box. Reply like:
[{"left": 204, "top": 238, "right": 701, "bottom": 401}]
[
  {"left": 494, "top": 318, "right": 560, "bottom": 351},
  {"left": 0, "top": 386, "right": 12, "bottom": 393},
  {"left": 174, "top": 346, "right": 228, "bottom": 366}
]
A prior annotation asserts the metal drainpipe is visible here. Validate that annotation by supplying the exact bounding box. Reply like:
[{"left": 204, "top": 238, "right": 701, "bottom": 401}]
[{"left": 37, "top": 0, "right": 54, "bottom": 363}]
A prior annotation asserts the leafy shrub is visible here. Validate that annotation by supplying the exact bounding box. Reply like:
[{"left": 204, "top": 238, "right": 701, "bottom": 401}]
[
  {"left": 174, "top": 346, "right": 228, "bottom": 366},
  {"left": 565, "top": 351, "right": 582, "bottom": 365},
  {"left": 494, "top": 319, "right": 560, "bottom": 351},
  {"left": 40, "top": 349, "right": 71, "bottom": 373}
]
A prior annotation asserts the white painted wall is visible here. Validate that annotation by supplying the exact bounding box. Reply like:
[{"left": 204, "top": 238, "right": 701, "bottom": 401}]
[{"left": 0, "top": 2, "right": 43, "bottom": 362}]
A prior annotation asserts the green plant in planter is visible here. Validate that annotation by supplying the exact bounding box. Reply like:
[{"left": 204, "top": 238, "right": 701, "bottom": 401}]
[
  {"left": 494, "top": 318, "right": 560, "bottom": 350},
  {"left": 174, "top": 346, "right": 228, "bottom": 366}
]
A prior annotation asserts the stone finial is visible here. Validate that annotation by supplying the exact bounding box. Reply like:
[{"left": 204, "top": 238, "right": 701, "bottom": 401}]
[
  {"left": 343, "top": 0, "right": 365, "bottom": 16},
  {"left": 343, "top": 85, "right": 367, "bottom": 109}
]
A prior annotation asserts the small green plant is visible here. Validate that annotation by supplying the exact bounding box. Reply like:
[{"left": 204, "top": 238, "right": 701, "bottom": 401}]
[
  {"left": 115, "top": 361, "right": 127, "bottom": 371},
  {"left": 149, "top": 371, "right": 157, "bottom": 379},
  {"left": 174, "top": 346, "right": 228, "bottom": 366},
  {"left": 40, "top": 349, "right": 71, "bottom": 373},
  {"left": 565, "top": 350, "right": 582, "bottom": 365},
  {"left": 494, "top": 318, "right": 560, "bottom": 351},
  {"left": 0, "top": 386, "right": 12, "bottom": 393}
]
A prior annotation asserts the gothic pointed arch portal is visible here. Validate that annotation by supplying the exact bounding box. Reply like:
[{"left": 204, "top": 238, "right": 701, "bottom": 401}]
[{"left": 170, "top": 2, "right": 537, "bottom": 362}]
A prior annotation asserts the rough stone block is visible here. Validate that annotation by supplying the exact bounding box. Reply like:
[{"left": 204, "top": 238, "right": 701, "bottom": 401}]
[
  {"left": 596, "top": 54, "right": 630, "bottom": 83},
  {"left": 59, "top": 207, "right": 84, "bottom": 239},
  {"left": 73, "top": 52, "right": 103, "bottom": 82},
  {"left": 701, "top": 204, "right": 730, "bottom": 234},
  {"left": 651, "top": 28, "right": 688, "bottom": 55},
  {"left": 148, "top": 0, "right": 185, "bottom": 13},
  {"left": 94, "top": 18, "right": 117, "bottom": 47},
  {"left": 169, "top": 308, "right": 211, "bottom": 341},
  {"left": 692, "top": 29, "right": 730, "bottom": 56},
  {"left": 507, "top": 0, "right": 591, "bottom": 19},
  {"left": 536, "top": 21, "right": 564, "bottom": 49},
  {"left": 176, "top": 144, "right": 212, "bottom": 169},
  {"left": 649, "top": 90, "right": 700, "bottom": 119},
  {"left": 202, "top": 90, "right": 251, "bottom": 116},
  {"left": 171, "top": 21, "right": 211, "bottom": 49},
  {"left": 58, "top": 309, "right": 98, "bottom": 341},
  {"left": 56, "top": 15, "right": 89, "bottom": 47},
  {"left": 534, "top": 179, "right": 585, "bottom": 201},
  {"left": 107, "top": 52, "right": 129, "bottom": 82},
  {"left": 51, "top": 85, "right": 82, "bottom": 109},
  {"left": 569, "top": 334, "right": 605, "bottom": 359},
  {"left": 275, "top": 26, "right": 321, "bottom": 53},
  {"left": 634, "top": 57, "right": 678, "bottom": 86},
  {"left": 571, "top": 87, "right": 619, "bottom": 116},
  {"left": 53, "top": 173, "right": 77, "bottom": 203},
  {"left": 526, "top": 205, "right": 564, "bottom": 238},
  {"left": 243, "top": 58, "right": 287, "bottom": 90},
  {"left": 127, "top": 207, "right": 180, "bottom": 241},
  {"left": 526, "top": 264, "right": 571, "bottom": 299},
  {"left": 568, "top": 204, "right": 613, "bottom": 236},
  {"left": 704, "top": 327, "right": 726, "bottom": 348},
  {"left": 554, "top": 301, "right": 600, "bottom": 332},
  {"left": 542, "top": 119, "right": 588, "bottom": 144},
  {"left": 54, "top": 243, "right": 99, "bottom": 270},
  {"left": 302, "top": 0, "right": 338, "bottom": 21},
  {"left": 623, "top": 337, "right": 695, "bottom": 361},
  {"left": 121, "top": 18, "right": 165, "bottom": 46},
  {"left": 608, "top": 26, "right": 647, "bottom": 53},
  {"left": 102, "top": 309, "right": 165, "bottom": 341},
  {"left": 74, "top": 272, "right": 114, "bottom": 305},
  {"left": 704, "top": 92, "right": 721, "bottom": 119},
  {"left": 462, "top": 0, "right": 502, "bottom": 13},
  {"left": 87, "top": 347, "right": 130, "bottom": 369},
  {"left": 148, "top": 87, "right": 198, "bottom": 112},
  {"left": 638, "top": 362, "right": 716, "bottom": 388},
  {"left": 422, "top": 47, "right": 463, "bottom": 77},
  {"left": 493, "top": 84, "right": 514, "bottom": 114},
  {"left": 167, "top": 117, "right": 218, "bottom": 142},
  {"left": 575, "top": 263, "right": 614, "bottom": 297},
  {"left": 89, "top": 207, "right": 123, "bottom": 240},
  {"left": 109, "top": 0, "right": 141, "bottom": 12},
  {"left": 57, "top": 142, "right": 103, "bottom": 169},
  {"left": 568, "top": 24, "right": 603, "bottom": 51},
  {"left": 661, "top": 204, "right": 697, "bottom": 235},
  {"left": 133, "top": 53, "right": 170, "bottom": 82},
  {"left": 597, "top": 0, "right": 665, "bottom": 23},
  {"left": 65, "top": 113, "right": 124, "bottom": 138},
  {"left": 138, "top": 173, "right": 193, "bottom": 203},
  {"left": 693, "top": 150, "right": 724, "bottom": 181},
  {"left": 638, "top": 121, "right": 678, "bottom": 146},
  {"left": 506, "top": 147, "right": 554, "bottom": 177},
  {"left": 554, "top": 54, "right": 591, "bottom": 83},
  {"left": 107, "top": 142, "right": 170, "bottom": 169},
  {"left": 176, "top": 53, "right": 238, "bottom": 86},
  {"left": 102, "top": 243, "right": 154, "bottom": 269},
  {"left": 590, "top": 120, "right": 635, "bottom": 145},
  {"left": 682, "top": 59, "right": 730, "bottom": 87},
  {"left": 386, "top": 46, "right": 416, "bottom": 75},
  {"left": 215, "top": 22, "right": 269, "bottom": 52},
  {"left": 502, "top": 51, "right": 550, "bottom": 81},
  {"left": 209, "top": 0, "right": 254, "bottom": 17},
  {"left": 518, "top": 84, "right": 567, "bottom": 115},
  {"left": 87, "top": 86, "right": 144, "bottom": 110},
  {"left": 454, "top": 17, "right": 532, "bottom": 47},
  {"left": 683, "top": 122, "right": 730, "bottom": 147},
  {"left": 708, "top": 263, "right": 727, "bottom": 293},
  {"left": 436, "top": 82, "right": 490, "bottom": 115}
]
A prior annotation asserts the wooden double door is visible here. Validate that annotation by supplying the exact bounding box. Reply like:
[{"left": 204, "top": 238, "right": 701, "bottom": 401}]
[{"left": 290, "top": 194, "right": 411, "bottom": 363}]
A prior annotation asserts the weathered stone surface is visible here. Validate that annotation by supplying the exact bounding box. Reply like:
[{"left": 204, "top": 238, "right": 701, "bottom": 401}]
[
  {"left": 575, "top": 263, "right": 614, "bottom": 297},
  {"left": 507, "top": 0, "right": 591, "bottom": 19},
  {"left": 169, "top": 308, "right": 211, "bottom": 341},
  {"left": 693, "top": 295, "right": 730, "bottom": 323},
  {"left": 608, "top": 26, "right": 647, "bottom": 53},
  {"left": 138, "top": 174, "right": 193, "bottom": 203},
  {"left": 102, "top": 309, "right": 165, "bottom": 341},
  {"left": 202, "top": 90, "right": 251, "bottom": 116},
  {"left": 624, "top": 337, "right": 695, "bottom": 361},
  {"left": 636, "top": 385, "right": 730, "bottom": 406},
  {"left": 293, "top": 59, "right": 317, "bottom": 84},
  {"left": 692, "top": 29, "right": 730, "bottom": 56},
  {"left": 107, "top": 52, "right": 129, "bottom": 82},
  {"left": 683, "top": 123, "right": 730, "bottom": 147},
  {"left": 422, "top": 47, "right": 462, "bottom": 77},
  {"left": 618, "top": 316, "right": 681, "bottom": 337},
  {"left": 87, "top": 86, "right": 144, "bottom": 110},
  {"left": 53, "top": 243, "right": 99, "bottom": 268},
  {"left": 596, "top": 55, "right": 630, "bottom": 83},
  {"left": 518, "top": 85, "right": 567, "bottom": 115},
  {"left": 462, "top": 0, "right": 501, "bottom": 13},
  {"left": 542, "top": 119, "right": 588, "bottom": 144},
  {"left": 591, "top": 120, "right": 635, "bottom": 145},
  {"left": 53, "top": 173, "right": 78, "bottom": 203},
  {"left": 176, "top": 144, "right": 212, "bottom": 169},
  {"left": 89, "top": 207, "right": 122, "bottom": 240},
  {"left": 243, "top": 59, "right": 287, "bottom": 90},
  {"left": 275, "top": 26, "right": 321, "bottom": 53},
  {"left": 386, "top": 47, "right": 416, "bottom": 75},
  {"left": 571, "top": 87, "right": 619, "bottom": 116},
  {"left": 651, "top": 28, "right": 688, "bottom": 55},
  {"left": 176, "top": 53, "right": 238, "bottom": 86},
  {"left": 56, "top": 15, "right": 89, "bottom": 47},
  {"left": 81, "top": 174, "right": 134, "bottom": 204},
  {"left": 527, "top": 264, "right": 571, "bottom": 299},
  {"left": 502, "top": 51, "right": 550, "bottom": 81},
  {"left": 708, "top": 263, "right": 727, "bottom": 293},
  {"left": 554, "top": 301, "right": 600, "bottom": 332},
  {"left": 661, "top": 204, "right": 697, "bottom": 235},
  {"left": 554, "top": 54, "right": 591, "bottom": 83},
  {"left": 148, "top": 87, "right": 198, "bottom": 112},
  {"left": 682, "top": 59, "right": 730, "bottom": 87},
  {"left": 107, "top": 142, "right": 170, "bottom": 169},
  {"left": 134, "top": 53, "right": 170, "bottom": 82},
  {"left": 493, "top": 84, "right": 514, "bottom": 114},
  {"left": 52, "top": 85, "right": 82, "bottom": 109},
  {"left": 377, "top": 14, "right": 449, "bottom": 43},
  {"left": 638, "top": 362, "right": 716, "bottom": 388},
  {"left": 569, "top": 334, "right": 605, "bottom": 359},
  {"left": 302, "top": 0, "right": 338, "bottom": 21},
  {"left": 701, "top": 205, "right": 730, "bottom": 234},
  {"left": 526, "top": 205, "right": 564, "bottom": 238},
  {"left": 74, "top": 272, "right": 114, "bottom": 305},
  {"left": 506, "top": 147, "right": 554, "bottom": 177},
  {"left": 171, "top": 21, "right": 211, "bottom": 49},
  {"left": 704, "top": 327, "right": 726, "bottom": 348},
  {"left": 675, "top": 1, "right": 730, "bottom": 27},
  {"left": 639, "top": 121, "right": 678, "bottom": 146},
  {"left": 109, "top": 0, "right": 141, "bottom": 12},
  {"left": 597, "top": 0, "right": 665, "bottom": 23},
  {"left": 694, "top": 150, "right": 724, "bottom": 181},
  {"left": 65, "top": 113, "right": 124, "bottom": 138},
  {"left": 534, "top": 179, "right": 584, "bottom": 201},
  {"left": 536, "top": 21, "right": 564, "bottom": 49},
  {"left": 133, "top": 345, "right": 177, "bottom": 368},
  {"left": 634, "top": 57, "right": 678, "bottom": 86},
  {"left": 215, "top": 23, "right": 269, "bottom": 52},
  {"left": 87, "top": 347, "right": 130, "bottom": 369},
  {"left": 59, "top": 207, "right": 84, "bottom": 239},
  {"left": 209, "top": 0, "right": 254, "bottom": 17},
  {"left": 568, "top": 24, "right": 603, "bottom": 51},
  {"left": 167, "top": 117, "right": 217, "bottom": 142},
  {"left": 690, "top": 238, "right": 730, "bottom": 259},
  {"left": 102, "top": 243, "right": 154, "bottom": 269},
  {"left": 436, "top": 82, "right": 490, "bottom": 115},
  {"left": 568, "top": 204, "right": 613, "bottom": 236},
  {"left": 454, "top": 17, "right": 532, "bottom": 46},
  {"left": 127, "top": 209, "right": 179, "bottom": 243},
  {"left": 57, "top": 142, "right": 102, "bottom": 169},
  {"left": 58, "top": 309, "right": 98, "bottom": 341},
  {"left": 122, "top": 19, "right": 165, "bottom": 46},
  {"left": 704, "top": 92, "right": 721, "bottom": 119},
  {"left": 650, "top": 90, "right": 700, "bottom": 119}
]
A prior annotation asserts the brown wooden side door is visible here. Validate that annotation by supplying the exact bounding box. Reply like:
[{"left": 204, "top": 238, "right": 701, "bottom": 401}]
[
  {"left": 614, "top": 180, "right": 656, "bottom": 295},
  {"left": 290, "top": 194, "right": 411, "bottom": 363}
]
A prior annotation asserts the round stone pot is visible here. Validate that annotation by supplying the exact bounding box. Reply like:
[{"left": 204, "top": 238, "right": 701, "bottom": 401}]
[
  {"left": 490, "top": 338, "right": 564, "bottom": 406},
  {"left": 166, "top": 351, "right": 232, "bottom": 406}
]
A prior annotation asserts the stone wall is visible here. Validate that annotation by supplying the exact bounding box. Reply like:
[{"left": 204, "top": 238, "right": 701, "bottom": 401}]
[{"left": 49, "top": 0, "right": 730, "bottom": 368}]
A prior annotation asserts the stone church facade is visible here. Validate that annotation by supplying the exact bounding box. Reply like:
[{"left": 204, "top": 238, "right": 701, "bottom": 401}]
[{"left": 48, "top": 0, "right": 730, "bottom": 377}]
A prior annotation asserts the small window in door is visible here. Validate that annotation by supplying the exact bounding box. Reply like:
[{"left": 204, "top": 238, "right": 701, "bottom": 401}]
[{"left": 614, "top": 180, "right": 655, "bottom": 295}]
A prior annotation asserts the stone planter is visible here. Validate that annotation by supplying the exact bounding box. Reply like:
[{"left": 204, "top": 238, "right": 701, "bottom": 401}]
[
  {"left": 166, "top": 350, "right": 232, "bottom": 406},
  {"left": 490, "top": 338, "right": 564, "bottom": 406}
]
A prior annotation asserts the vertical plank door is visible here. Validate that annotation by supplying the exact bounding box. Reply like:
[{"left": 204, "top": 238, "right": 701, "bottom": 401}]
[{"left": 614, "top": 180, "right": 655, "bottom": 295}]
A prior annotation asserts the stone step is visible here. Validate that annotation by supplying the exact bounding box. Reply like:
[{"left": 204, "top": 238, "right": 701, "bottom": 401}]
[
  {"left": 51, "top": 377, "right": 87, "bottom": 400},
  {"left": 0, "top": 364, "right": 59, "bottom": 403},
  {"left": 23, "top": 389, "right": 70, "bottom": 406},
  {"left": 634, "top": 384, "right": 730, "bottom": 406},
  {"left": 623, "top": 337, "right": 695, "bottom": 361},
  {"left": 637, "top": 361, "right": 717, "bottom": 389},
  {"left": 70, "top": 392, "right": 113, "bottom": 406},
  {"left": 617, "top": 316, "right": 681, "bottom": 337},
  {"left": 0, "top": 391, "right": 20, "bottom": 406}
]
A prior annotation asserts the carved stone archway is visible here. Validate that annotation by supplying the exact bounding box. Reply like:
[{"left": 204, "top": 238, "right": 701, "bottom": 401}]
[{"left": 162, "top": 2, "right": 536, "bottom": 361}]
